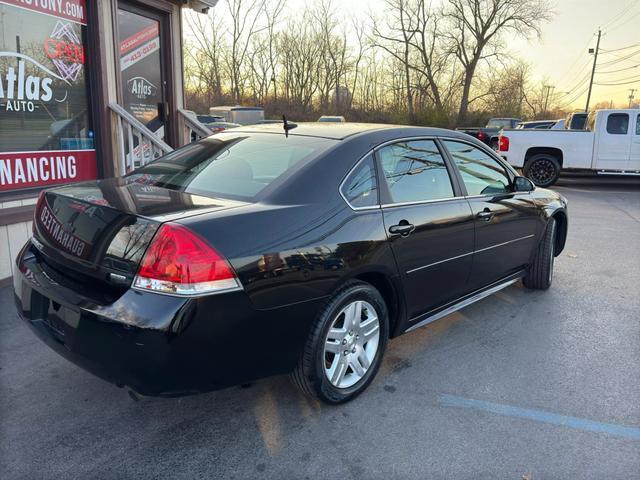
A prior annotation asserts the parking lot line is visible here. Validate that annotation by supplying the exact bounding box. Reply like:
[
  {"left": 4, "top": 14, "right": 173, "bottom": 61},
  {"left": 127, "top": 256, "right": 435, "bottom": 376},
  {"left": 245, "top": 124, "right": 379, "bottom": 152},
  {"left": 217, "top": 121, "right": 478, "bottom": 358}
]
[{"left": 439, "top": 394, "right": 640, "bottom": 441}]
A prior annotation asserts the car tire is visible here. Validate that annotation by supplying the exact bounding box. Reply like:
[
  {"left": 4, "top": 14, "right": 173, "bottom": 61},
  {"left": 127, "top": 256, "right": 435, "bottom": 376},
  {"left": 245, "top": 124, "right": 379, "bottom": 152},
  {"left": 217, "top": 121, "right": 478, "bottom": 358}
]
[
  {"left": 291, "top": 280, "right": 389, "bottom": 404},
  {"left": 523, "top": 218, "right": 556, "bottom": 290},
  {"left": 523, "top": 154, "right": 561, "bottom": 187}
]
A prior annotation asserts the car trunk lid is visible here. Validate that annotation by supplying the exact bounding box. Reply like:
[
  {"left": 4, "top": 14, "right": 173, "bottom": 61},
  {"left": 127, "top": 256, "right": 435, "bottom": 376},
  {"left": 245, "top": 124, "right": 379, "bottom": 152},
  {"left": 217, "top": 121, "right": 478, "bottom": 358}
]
[{"left": 32, "top": 177, "right": 247, "bottom": 290}]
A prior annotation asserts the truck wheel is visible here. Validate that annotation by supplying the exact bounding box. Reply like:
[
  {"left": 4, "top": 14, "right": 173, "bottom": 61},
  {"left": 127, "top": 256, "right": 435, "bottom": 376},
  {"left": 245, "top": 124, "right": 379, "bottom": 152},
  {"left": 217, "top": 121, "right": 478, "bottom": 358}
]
[
  {"left": 291, "top": 281, "right": 388, "bottom": 404},
  {"left": 523, "top": 154, "right": 560, "bottom": 187}
]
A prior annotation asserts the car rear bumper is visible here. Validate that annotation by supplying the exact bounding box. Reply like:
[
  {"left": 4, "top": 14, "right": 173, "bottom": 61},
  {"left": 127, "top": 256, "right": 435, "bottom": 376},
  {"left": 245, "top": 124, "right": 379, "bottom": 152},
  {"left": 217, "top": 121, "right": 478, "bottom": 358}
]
[{"left": 14, "top": 241, "right": 322, "bottom": 396}]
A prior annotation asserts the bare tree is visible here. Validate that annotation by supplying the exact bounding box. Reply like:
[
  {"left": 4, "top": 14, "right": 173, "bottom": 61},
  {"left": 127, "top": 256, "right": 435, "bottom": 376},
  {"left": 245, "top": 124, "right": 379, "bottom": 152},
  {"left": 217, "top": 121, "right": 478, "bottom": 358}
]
[
  {"left": 372, "top": 0, "right": 417, "bottom": 122},
  {"left": 225, "top": 0, "right": 268, "bottom": 103},
  {"left": 184, "top": 10, "right": 227, "bottom": 106},
  {"left": 445, "top": 0, "right": 551, "bottom": 125}
]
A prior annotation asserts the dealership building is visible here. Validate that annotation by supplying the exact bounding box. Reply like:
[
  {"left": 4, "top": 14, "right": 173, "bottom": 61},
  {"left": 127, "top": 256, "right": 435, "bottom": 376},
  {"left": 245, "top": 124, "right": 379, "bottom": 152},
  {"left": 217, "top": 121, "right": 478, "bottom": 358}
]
[{"left": 0, "top": 0, "right": 215, "bottom": 284}]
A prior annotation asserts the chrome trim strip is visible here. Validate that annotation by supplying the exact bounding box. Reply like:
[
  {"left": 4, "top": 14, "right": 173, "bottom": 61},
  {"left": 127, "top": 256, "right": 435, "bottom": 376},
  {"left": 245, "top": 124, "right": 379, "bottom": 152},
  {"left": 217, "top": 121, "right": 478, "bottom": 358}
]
[
  {"left": 406, "top": 234, "right": 535, "bottom": 275},
  {"left": 381, "top": 196, "right": 465, "bottom": 209},
  {"left": 406, "top": 251, "right": 473, "bottom": 274},
  {"left": 405, "top": 276, "right": 521, "bottom": 333},
  {"left": 338, "top": 134, "right": 525, "bottom": 211},
  {"left": 474, "top": 234, "right": 535, "bottom": 254},
  {"left": 131, "top": 283, "right": 244, "bottom": 298}
]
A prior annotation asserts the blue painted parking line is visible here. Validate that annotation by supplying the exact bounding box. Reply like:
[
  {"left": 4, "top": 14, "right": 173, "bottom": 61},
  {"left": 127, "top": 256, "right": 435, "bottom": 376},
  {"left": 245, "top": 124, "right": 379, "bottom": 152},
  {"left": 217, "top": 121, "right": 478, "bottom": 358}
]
[{"left": 439, "top": 394, "right": 640, "bottom": 441}]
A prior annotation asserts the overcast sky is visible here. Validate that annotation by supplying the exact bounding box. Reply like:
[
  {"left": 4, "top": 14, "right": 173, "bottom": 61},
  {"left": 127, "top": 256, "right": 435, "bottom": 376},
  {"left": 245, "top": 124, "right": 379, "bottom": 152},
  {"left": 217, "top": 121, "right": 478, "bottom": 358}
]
[
  {"left": 202, "top": 0, "right": 640, "bottom": 108},
  {"left": 288, "top": 0, "right": 640, "bottom": 108}
]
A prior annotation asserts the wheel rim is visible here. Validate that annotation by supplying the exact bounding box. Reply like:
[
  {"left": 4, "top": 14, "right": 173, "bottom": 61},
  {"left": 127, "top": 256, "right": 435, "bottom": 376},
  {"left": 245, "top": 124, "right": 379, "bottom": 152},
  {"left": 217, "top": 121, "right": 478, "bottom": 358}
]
[
  {"left": 324, "top": 300, "right": 380, "bottom": 389},
  {"left": 529, "top": 159, "right": 556, "bottom": 186}
]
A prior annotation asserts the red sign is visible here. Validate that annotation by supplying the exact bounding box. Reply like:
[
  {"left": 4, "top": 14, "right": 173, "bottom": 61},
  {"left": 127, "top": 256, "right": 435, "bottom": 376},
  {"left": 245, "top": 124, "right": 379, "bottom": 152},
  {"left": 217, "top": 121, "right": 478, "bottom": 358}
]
[
  {"left": 44, "top": 38, "right": 85, "bottom": 64},
  {"left": 0, "top": 150, "right": 97, "bottom": 192},
  {"left": 0, "top": 0, "right": 87, "bottom": 25},
  {"left": 120, "top": 24, "right": 160, "bottom": 56}
]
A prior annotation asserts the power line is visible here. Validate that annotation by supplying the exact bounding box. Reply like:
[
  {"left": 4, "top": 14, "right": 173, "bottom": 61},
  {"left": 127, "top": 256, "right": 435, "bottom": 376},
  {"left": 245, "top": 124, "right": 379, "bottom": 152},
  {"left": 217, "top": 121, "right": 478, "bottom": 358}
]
[
  {"left": 556, "top": 69, "right": 592, "bottom": 99},
  {"left": 597, "top": 64, "right": 639, "bottom": 74},
  {"left": 607, "top": 10, "right": 640, "bottom": 31},
  {"left": 602, "top": 0, "right": 639, "bottom": 30},
  {"left": 598, "top": 49, "right": 640, "bottom": 66},
  {"left": 600, "top": 43, "right": 640, "bottom": 54},
  {"left": 595, "top": 78, "right": 640, "bottom": 86},
  {"left": 598, "top": 72, "right": 640, "bottom": 83},
  {"left": 554, "top": 33, "right": 596, "bottom": 89}
]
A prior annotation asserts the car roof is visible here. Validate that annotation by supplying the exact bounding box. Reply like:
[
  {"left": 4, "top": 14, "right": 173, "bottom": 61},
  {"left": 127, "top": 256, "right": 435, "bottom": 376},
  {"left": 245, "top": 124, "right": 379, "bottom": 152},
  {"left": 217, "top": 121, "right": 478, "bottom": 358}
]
[{"left": 229, "top": 122, "right": 465, "bottom": 141}]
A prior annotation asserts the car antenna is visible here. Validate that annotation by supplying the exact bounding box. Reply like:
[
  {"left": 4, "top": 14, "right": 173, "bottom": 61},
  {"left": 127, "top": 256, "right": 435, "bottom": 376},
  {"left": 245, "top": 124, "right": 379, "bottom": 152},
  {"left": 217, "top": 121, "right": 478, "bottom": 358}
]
[{"left": 282, "top": 115, "right": 297, "bottom": 138}]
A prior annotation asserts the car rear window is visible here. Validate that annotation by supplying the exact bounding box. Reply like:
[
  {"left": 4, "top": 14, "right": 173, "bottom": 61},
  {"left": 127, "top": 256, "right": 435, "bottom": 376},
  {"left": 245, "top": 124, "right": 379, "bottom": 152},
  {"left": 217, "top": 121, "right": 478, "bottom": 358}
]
[
  {"left": 487, "top": 119, "right": 513, "bottom": 129},
  {"left": 126, "top": 133, "right": 338, "bottom": 201}
]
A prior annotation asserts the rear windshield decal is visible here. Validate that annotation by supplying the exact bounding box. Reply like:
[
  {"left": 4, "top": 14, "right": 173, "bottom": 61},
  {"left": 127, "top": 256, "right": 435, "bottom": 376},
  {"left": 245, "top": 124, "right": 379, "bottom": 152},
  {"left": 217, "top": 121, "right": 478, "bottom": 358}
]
[{"left": 38, "top": 203, "right": 89, "bottom": 258}]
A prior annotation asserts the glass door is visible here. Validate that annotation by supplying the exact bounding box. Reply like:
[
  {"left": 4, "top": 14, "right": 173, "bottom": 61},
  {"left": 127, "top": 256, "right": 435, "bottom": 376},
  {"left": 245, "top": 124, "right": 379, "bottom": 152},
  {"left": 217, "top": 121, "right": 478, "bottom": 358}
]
[{"left": 117, "top": 4, "right": 170, "bottom": 160}]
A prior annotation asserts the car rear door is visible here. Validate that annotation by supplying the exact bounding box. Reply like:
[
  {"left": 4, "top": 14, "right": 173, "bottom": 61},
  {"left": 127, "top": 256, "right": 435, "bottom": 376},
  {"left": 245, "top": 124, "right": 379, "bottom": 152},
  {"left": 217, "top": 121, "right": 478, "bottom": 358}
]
[
  {"left": 377, "top": 139, "right": 475, "bottom": 320},
  {"left": 594, "top": 112, "right": 632, "bottom": 171},
  {"left": 441, "top": 139, "right": 541, "bottom": 291}
]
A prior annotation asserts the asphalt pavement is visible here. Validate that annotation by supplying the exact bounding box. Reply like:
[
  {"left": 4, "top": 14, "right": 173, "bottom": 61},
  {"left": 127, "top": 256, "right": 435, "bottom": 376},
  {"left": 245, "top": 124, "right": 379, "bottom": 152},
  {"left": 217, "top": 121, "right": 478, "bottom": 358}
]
[{"left": 1, "top": 175, "right": 639, "bottom": 479}]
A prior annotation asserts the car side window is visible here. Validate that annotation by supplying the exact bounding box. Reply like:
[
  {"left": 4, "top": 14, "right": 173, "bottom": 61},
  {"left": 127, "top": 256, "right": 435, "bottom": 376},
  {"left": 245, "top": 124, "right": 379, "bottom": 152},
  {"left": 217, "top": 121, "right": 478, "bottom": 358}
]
[
  {"left": 606, "top": 113, "right": 629, "bottom": 135},
  {"left": 377, "top": 140, "right": 454, "bottom": 204},
  {"left": 443, "top": 140, "right": 511, "bottom": 196},
  {"left": 636, "top": 114, "right": 640, "bottom": 135},
  {"left": 341, "top": 154, "right": 378, "bottom": 208}
]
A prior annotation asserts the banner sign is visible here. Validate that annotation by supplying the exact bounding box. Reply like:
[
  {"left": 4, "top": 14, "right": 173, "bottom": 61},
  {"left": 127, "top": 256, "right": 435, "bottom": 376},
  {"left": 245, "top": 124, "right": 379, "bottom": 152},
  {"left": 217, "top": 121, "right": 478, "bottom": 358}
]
[
  {"left": 120, "top": 24, "right": 159, "bottom": 56},
  {"left": 120, "top": 36, "right": 160, "bottom": 72},
  {"left": 0, "top": 150, "right": 97, "bottom": 192},
  {"left": 0, "top": 0, "right": 87, "bottom": 25},
  {"left": 0, "top": 2, "right": 94, "bottom": 194}
]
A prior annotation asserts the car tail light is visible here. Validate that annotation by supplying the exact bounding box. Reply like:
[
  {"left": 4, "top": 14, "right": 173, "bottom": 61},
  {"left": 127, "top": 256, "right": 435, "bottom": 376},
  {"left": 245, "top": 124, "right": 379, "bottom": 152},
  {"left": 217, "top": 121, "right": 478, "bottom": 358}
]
[
  {"left": 133, "top": 223, "right": 241, "bottom": 296},
  {"left": 477, "top": 132, "right": 486, "bottom": 141},
  {"left": 498, "top": 135, "right": 509, "bottom": 152}
]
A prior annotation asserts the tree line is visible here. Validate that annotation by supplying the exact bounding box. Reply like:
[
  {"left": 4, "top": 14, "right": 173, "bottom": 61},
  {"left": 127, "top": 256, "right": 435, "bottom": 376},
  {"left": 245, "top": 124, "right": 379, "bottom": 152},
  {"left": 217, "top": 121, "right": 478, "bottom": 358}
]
[{"left": 184, "top": 0, "right": 561, "bottom": 127}]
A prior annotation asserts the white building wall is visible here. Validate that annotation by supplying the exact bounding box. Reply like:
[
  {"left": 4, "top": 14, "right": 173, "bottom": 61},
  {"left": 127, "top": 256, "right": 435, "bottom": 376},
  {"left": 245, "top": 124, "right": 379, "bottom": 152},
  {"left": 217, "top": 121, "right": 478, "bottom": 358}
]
[{"left": 0, "top": 198, "right": 36, "bottom": 281}]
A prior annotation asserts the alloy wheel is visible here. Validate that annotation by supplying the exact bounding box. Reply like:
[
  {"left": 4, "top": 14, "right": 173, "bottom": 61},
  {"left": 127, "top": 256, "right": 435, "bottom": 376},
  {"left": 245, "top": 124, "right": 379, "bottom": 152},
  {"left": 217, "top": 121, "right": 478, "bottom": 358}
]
[
  {"left": 529, "top": 159, "right": 556, "bottom": 186},
  {"left": 323, "top": 300, "right": 380, "bottom": 389}
]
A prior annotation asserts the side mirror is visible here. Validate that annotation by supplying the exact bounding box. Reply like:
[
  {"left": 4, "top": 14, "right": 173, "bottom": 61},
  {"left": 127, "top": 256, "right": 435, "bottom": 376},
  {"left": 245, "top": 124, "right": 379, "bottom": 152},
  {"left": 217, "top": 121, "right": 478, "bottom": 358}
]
[{"left": 513, "top": 176, "right": 535, "bottom": 192}]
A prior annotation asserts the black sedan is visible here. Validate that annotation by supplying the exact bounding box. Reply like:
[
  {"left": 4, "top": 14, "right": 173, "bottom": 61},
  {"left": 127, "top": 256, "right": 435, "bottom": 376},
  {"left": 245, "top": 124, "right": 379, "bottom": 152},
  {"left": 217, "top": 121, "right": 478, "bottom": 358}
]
[{"left": 14, "top": 123, "right": 568, "bottom": 404}]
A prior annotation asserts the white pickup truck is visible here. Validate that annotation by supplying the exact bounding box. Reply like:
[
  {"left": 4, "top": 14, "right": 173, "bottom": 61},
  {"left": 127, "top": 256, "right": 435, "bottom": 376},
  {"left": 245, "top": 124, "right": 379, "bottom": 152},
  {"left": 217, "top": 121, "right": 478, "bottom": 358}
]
[{"left": 498, "top": 109, "right": 640, "bottom": 186}]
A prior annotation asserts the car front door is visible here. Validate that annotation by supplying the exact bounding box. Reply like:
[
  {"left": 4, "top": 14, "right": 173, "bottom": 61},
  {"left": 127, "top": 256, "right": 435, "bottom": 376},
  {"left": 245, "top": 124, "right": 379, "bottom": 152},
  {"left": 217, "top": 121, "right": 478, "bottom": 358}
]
[
  {"left": 377, "top": 139, "right": 475, "bottom": 320},
  {"left": 441, "top": 139, "right": 541, "bottom": 291},
  {"left": 594, "top": 112, "right": 632, "bottom": 171}
]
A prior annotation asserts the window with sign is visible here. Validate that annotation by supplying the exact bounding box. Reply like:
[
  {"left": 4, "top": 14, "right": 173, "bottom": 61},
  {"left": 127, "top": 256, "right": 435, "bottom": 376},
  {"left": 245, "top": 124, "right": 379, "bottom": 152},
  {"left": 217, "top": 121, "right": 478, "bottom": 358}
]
[{"left": 0, "top": 0, "right": 96, "bottom": 196}]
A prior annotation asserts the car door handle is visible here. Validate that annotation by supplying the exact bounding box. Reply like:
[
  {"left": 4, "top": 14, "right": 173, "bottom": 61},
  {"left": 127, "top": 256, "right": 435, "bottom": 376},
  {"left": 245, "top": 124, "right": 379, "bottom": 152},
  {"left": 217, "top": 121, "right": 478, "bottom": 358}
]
[
  {"left": 389, "top": 221, "right": 415, "bottom": 237},
  {"left": 477, "top": 209, "right": 494, "bottom": 221}
]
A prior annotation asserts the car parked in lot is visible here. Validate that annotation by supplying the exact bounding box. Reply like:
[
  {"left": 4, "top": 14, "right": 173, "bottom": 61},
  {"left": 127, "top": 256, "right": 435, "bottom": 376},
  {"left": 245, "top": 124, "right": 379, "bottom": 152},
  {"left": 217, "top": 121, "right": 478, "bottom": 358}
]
[
  {"left": 456, "top": 117, "right": 522, "bottom": 148},
  {"left": 499, "top": 109, "right": 640, "bottom": 186},
  {"left": 204, "top": 121, "right": 241, "bottom": 133},
  {"left": 14, "top": 123, "right": 568, "bottom": 403},
  {"left": 565, "top": 111, "right": 589, "bottom": 130},
  {"left": 318, "top": 115, "right": 346, "bottom": 122}
]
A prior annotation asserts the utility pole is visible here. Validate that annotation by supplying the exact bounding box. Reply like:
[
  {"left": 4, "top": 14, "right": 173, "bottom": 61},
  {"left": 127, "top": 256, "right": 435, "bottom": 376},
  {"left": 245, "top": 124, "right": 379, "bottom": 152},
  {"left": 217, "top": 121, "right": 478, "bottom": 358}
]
[
  {"left": 629, "top": 89, "right": 637, "bottom": 108},
  {"left": 585, "top": 28, "right": 601, "bottom": 112},
  {"left": 542, "top": 85, "right": 554, "bottom": 116}
]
